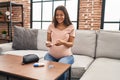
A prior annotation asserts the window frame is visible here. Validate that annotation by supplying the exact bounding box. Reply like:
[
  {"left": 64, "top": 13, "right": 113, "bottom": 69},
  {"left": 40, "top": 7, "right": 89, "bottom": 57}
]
[
  {"left": 30, "top": 0, "right": 80, "bottom": 29},
  {"left": 101, "top": 0, "right": 120, "bottom": 30}
]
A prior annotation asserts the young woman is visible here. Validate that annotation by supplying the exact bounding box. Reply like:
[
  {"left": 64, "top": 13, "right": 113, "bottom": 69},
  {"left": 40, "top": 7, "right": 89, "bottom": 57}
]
[{"left": 44, "top": 5, "right": 75, "bottom": 80}]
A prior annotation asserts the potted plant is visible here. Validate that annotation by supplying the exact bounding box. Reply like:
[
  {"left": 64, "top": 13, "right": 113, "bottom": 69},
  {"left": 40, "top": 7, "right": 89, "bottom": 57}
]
[{"left": 1, "top": 30, "right": 7, "bottom": 39}]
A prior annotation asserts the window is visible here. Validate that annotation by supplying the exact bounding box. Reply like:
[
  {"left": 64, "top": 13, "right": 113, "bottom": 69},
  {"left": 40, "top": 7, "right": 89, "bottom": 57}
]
[
  {"left": 101, "top": 0, "right": 120, "bottom": 31},
  {"left": 31, "top": 0, "right": 79, "bottom": 30}
]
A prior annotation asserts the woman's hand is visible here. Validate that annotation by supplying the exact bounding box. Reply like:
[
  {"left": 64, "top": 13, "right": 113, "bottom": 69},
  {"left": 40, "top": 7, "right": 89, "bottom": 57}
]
[
  {"left": 55, "top": 39, "right": 65, "bottom": 46},
  {"left": 46, "top": 41, "right": 53, "bottom": 47},
  {"left": 55, "top": 37, "right": 74, "bottom": 48}
]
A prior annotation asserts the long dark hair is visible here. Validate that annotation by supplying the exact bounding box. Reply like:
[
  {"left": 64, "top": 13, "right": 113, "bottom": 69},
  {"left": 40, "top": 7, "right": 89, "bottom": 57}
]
[{"left": 52, "top": 5, "right": 72, "bottom": 28}]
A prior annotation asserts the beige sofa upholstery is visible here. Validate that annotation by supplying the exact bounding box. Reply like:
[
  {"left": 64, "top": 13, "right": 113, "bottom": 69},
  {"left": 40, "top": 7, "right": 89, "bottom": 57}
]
[
  {"left": 0, "top": 29, "right": 120, "bottom": 80},
  {"left": 80, "top": 30, "right": 120, "bottom": 80}
]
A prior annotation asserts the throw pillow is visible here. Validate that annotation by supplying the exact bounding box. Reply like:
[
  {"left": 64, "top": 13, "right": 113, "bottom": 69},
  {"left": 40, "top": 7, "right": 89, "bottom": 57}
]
[{"left": 12, "top": 26, "right": 38, "bottom": 50}]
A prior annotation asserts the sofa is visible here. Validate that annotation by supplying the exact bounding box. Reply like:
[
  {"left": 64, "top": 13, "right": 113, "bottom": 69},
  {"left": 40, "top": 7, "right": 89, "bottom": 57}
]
[{"left": 0, "top": 26, "right": 120, "bottom": 80}]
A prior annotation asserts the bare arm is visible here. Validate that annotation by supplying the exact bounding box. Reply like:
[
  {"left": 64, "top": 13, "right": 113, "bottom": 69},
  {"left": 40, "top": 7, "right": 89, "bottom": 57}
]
[
  {"left": 47, "top": 32, "right": 51, "bottom": 41},
  {"left": 46, "top": 32, "right": 52, "bottom": 47}
]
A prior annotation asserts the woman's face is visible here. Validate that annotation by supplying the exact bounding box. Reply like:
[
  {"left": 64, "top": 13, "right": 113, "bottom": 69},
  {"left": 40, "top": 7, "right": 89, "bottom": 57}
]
[{"left": 56, "top": 10, "right": 65, "bottom": 24}]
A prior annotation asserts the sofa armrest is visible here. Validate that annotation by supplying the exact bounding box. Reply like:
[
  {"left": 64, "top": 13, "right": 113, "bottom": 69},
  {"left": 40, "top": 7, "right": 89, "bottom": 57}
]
[{"left": 0, "top": 42, "right": 14, "bottom": 54}]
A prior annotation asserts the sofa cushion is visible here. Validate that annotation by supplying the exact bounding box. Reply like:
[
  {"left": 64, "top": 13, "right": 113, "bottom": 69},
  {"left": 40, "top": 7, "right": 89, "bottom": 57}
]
[
  {"left": 37, "top": 30, "right": 48, "bottom": 51},
  {"left": 0, "top": 43, "right": 13, "bottom": 54},
  {"left": 12, "top": 26, "right": 38, "bottom": 50},
  {"left": 96, "top": 30, "right": 120, "bottom": 59},
  {"left": 2, "top": 50, "right": 47, "bottom": 59},
  {"left": 72, "top": 30, "right": 96, "bottom": 57},
  {"left": 71, "top": 55, "right": 94, "bottom": 79},
  {"left": 80, "top": 58, "right": 120, "bottom": 80}
]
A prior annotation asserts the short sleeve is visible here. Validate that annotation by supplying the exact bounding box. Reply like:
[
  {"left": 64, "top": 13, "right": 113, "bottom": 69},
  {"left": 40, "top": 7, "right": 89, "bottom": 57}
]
[
  {"left": 69, "top": 25, "right": 75, "bottom": 37},
  {"left": 47, "top": 24, "right": 53, "bottom": 33}
]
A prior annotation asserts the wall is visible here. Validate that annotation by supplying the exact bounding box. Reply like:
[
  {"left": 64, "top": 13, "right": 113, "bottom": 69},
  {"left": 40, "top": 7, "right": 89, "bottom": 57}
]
[
  {"left": 0, "top": 0, "right": 102, "bottom": 33},
  {"left": 79, "top": 0, "right": 102, "bottom": 30},
  {"left": 0, "top": 0, "right": 30, "bottom": 36}
]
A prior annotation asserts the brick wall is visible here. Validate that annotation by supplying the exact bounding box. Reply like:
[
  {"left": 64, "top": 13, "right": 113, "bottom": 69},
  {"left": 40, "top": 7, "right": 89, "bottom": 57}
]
[
  {"left": 79, "top": 0, "right": 102, "bottom": 30},
  {"left": 0, "top": 0, "right": 102, "bottom": 34},
  {"left": 0, "top": 0, "right": 30, "bottom": 36}
]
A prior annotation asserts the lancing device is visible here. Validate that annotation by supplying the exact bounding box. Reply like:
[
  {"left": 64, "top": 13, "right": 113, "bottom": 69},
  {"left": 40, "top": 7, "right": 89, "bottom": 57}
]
[{"left": 33, "top": 63, "right": 45, "bottom": 67}]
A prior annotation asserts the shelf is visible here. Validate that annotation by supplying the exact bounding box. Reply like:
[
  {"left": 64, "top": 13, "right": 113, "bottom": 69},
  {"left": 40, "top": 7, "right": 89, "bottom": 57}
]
[
  {"left": 0, "top": 21, "right": 23, "bottom": 24},
  {"left": 0, "top": 1, "right": 23, "bottom": 7},
  {"left": 0, "top": 35, "right": 10, "bottom": 44},
  {"left": 0, "top": 1, "right": 24, "bottom": 42},
  {"left": 0, "top": 39, "right": 9, "bottom": 44}
]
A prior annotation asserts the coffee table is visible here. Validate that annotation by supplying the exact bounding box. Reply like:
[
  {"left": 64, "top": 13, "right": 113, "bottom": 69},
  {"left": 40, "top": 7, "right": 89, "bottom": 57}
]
[{"left": 0, "top": 54, "right": 71, "bottom": 80}]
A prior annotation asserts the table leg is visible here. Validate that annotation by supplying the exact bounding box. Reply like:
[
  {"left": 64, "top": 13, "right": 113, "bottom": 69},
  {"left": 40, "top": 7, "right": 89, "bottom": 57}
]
[
  {"left": 68, "top": 67, "right": 71, "bottom": 80},
  {"left": 6, "top": 76, "right": 9, "bottom": 80}
]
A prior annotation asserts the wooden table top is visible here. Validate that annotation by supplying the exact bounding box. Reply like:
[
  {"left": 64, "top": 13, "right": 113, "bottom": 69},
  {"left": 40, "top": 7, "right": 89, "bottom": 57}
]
[{"left": 0, "top": 54, "right": 71, "bottom": 80}]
